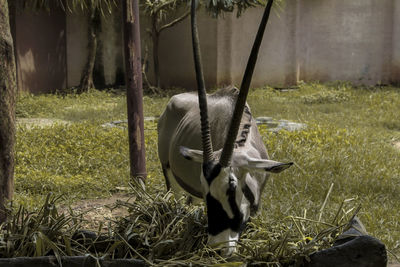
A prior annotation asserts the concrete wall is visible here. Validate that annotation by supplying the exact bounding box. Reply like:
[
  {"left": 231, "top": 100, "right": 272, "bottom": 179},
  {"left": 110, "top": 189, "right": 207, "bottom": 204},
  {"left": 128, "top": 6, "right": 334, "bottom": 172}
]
[
  {"left": 392, "top": 0, "right": 400, "bottom": 83},
  {"left": 156, "top": 0, "right": 400, "bottom": 88},
  {"left": 14, "top": 3, "right": 67, "bottom": 93},
  {"left": 13, "top": 0, "right": 400, "bottom": 93},
  {"left": 66, "top": 4, "right": 124, "bottom": 88},
  {"left": 295, "top": 0, "right": 393, "bottom": 85},
  {"left": 157, "top": 9, "right": 218, "bottom": 89},
  {"left": 99, "top": 5, "right": 124, "bottom": 86},
  {"left": 155, "top": 5, "right": 298, "bottom": 89},
  {"left": 227, "top": 3, "right": 298, "bottom": 87},
  {"left": 66, "top": 8, "right": 88, "bottom": 88}
]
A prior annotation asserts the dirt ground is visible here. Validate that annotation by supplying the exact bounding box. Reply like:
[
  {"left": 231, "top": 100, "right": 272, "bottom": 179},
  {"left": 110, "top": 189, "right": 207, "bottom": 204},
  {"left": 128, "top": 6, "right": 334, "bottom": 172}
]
[
  {"left": 394, "top": 141, "right": 400, "bottom": 151},
  {"left": 62, "top": 193, "right": 135, "bottom": 230},
  {"left": 17, "top": 118, "right": 69, "bottom": 128}
]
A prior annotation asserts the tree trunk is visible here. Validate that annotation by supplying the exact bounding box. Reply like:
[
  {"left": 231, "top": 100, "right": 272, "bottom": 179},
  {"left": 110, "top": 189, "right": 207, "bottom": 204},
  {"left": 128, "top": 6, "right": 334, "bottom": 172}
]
[
  {"left": 0, "top": 0, "right": 17, "bottom": 222},
  {"left": 122, "top": 0, "right": 147, "bottom": 183},
  {"left": 78, "top": 3, "right": 100, "bottom": 93},
  {"left": 151, "top": 17, "right": 161, "bottom": 89}
]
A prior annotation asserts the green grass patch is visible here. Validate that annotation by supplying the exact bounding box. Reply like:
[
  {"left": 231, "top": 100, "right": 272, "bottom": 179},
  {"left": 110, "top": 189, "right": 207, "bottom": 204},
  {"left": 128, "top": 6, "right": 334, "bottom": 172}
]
[
  {"left": 13, "top": 83, "right": 400, "bottom": 262},
  {"left": 15, "top": 123, "right": 130, "bottom": 207},
  {"left": 15, "top": 121, "right": 165, "bottom": 208},
  {"left": 16, "top": 89, "right": 173, "bottom": 123}
]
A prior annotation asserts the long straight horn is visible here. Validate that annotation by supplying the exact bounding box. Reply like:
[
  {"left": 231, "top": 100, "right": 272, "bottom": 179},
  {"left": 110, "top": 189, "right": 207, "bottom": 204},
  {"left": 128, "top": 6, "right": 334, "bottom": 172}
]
[
  {"left": 219, "top": 0, "right": 274, "bottom": 167},
  {"left": 191, "top": 0, "right": 214, "bottom": 163}
]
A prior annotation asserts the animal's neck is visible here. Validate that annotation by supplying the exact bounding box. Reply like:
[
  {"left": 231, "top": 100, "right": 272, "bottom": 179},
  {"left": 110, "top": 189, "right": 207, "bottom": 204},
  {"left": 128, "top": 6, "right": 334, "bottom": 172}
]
[{"left": 234, "top": 105, "right": 252, "bottom": 148}]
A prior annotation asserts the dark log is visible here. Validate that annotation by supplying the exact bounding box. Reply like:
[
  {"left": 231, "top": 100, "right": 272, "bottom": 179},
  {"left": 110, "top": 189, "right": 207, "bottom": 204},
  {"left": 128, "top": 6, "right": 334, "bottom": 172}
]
[
  {"left": 305, "top": 235, "right": 387, "bottom": 267},
  {"left": 0, "top": 256, "right": 146, "bottom": 267},
  {"left": 304, "top": 217, "right": 387, "bottom": 267},
  {"left": 72, "top": 230, "right": 114, "bottom": 253},
  {"left": 151, "top": 16, "right": 160, "bottom": 89},
  {"left": 122, "top": 0, "right": 147, "bottom": 182},
  {"left": 0, "top": 0, "right": 17, "bottom": 223}
]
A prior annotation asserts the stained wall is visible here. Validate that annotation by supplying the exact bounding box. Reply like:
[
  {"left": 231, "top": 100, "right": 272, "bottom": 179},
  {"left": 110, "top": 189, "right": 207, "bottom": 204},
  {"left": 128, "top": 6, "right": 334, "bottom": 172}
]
[{"left": 13, "top": 0, "right": 400, "bottom": 93}]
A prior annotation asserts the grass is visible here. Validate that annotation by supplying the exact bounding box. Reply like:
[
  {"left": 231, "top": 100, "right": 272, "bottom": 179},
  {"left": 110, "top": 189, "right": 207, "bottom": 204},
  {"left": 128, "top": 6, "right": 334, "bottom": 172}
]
[
  {"left": 12, "top": 83, "right": 400, "bottom": 263},
  {"left": 16, "top": 89, "right": 173, "bottom": 122}
]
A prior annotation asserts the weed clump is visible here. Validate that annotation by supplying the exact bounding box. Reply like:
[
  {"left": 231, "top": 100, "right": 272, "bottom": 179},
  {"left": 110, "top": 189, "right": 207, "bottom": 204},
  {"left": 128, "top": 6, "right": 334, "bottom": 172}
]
[
  {"left": 113, "top": 185, "right": 208, "bottom": 263},
  {"left": 301, "top": 90, "right": 350, "bottom": 105},
  {"left": 1, "top": 183, "right": 360, "bottom": 266}
]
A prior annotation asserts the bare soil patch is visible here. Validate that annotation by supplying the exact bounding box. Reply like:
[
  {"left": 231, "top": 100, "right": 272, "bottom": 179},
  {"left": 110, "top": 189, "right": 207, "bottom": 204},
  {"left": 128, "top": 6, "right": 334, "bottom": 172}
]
[
  {"left": 62, "top": 193, "right": 135, "bottom": 230},
  {"left": 17, "top": 118, "right": 69, "bottom": 129},
  {"left": 394, "top": 141, "right": 400, "bottom": 151}
]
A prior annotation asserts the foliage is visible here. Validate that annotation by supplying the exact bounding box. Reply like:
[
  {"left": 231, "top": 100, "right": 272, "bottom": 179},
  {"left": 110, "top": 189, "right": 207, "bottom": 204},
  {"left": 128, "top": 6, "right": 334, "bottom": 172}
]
[
  {"left": 21, "top": 0, "right": 117, "bottom": 16},
  {"left": 141, "top": 0, "right": 279, "bottom": 89},
  {"left": 205, "top": 0, "right": 263, "bottom": 17},
  {"left": 1, "top": 184, "right": 358, "bottom": 265},
  {"left": 64, "top": 0, "right": 116, "bottom": 15},
  {"left": 301, "top": 89, "right": 350, "bottom": 104},
  {"left": 204, "top": 0, "right": 286, "bottom": 17},
  {"left": 113, "top": 185, "right": 208, "bottom": 263},
  {"left": 141, "top": 0, "right": 192, "bottom": 90},
  {"left": 107, "top": 182, "right": 359, "bottom": 265},
  {"left": 0, "top": 194, "right": 85, "bottom": 260},
  {"left": 142, "top": 0, "right": 189, "bottom": 19}
]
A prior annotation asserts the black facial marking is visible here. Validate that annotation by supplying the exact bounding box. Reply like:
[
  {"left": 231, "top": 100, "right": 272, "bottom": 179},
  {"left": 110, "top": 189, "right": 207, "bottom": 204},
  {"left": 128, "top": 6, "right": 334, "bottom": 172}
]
[
  {"left": 226, "top": 182, "right": 244, "bottom": 232},
  {"left": 265, "top": 162, "right": 293, "bottom": 173},
  {"left": 206, "top": 193, "right": 244, "bottom": 235},
  {"left": 183, "top": 155, "right": 192, "bottom": 160},
  {"left": 242, "top": 184, "right": 259, "bottom": 215},
  {"left": 242, "top": 184, "right": 255, "bottom": 206},
  {"left": 202, "top": 162, "right": 222, "bottom": 185}
]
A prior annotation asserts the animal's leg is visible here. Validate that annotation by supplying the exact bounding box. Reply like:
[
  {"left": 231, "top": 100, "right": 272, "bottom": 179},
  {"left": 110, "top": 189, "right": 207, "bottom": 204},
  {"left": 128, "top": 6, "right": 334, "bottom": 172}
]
[
  {"left": 161, "top": 163, "right": 171, "bottom": 191},
  {"left": 186, "top": 196, "right": 193, "bottom": 205}
]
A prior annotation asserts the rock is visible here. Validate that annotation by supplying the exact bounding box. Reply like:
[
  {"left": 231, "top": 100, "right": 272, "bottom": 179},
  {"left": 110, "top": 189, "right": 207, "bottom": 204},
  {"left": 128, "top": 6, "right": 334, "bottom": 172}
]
[
  {"left": 305, "top": 236, "right": 387, "bottom": 267},
  {"left": 101, "top": 120, "right": 127, "bottom": 128},
  {"left": 0, "top": 256, "right": 146, "bottom": 267},
  {"left": 72, "top": 230, "right": 114, "bottom": 253},
  {"left": 393, "top": 141, "right": 400, "bottom": 151},
  {"left": 303, "top": 216, "right": 387, "bottom": 267},
  {"left": 256, "top": 117, "right": 307, "bottom": 132},
  {"left": 256, "top": 117, "right": 279, "bottom": 128},
  {"left": 334, "top": 216, "right": 368, "bottom": 246},
  {"left": 101, "top": 117, "right": 158, "bottom": 128},
  {"left": 17, "top": 118, "right": 70, "bottom": 129},
  {"left": 144, "top": 116, "right": 158, "bottom": 122}
]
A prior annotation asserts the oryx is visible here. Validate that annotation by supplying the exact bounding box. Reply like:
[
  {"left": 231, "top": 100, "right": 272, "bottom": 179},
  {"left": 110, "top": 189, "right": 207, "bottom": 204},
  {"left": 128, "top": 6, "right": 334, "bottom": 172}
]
[{"left": 157, "top": 0, "right": 292, "bottom": 256}]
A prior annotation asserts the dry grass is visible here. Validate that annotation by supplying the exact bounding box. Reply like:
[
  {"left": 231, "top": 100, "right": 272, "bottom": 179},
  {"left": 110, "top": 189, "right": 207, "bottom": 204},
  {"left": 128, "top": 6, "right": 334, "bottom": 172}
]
[{"left": 2, "top": 182, "right": 359, "bottom": 266}]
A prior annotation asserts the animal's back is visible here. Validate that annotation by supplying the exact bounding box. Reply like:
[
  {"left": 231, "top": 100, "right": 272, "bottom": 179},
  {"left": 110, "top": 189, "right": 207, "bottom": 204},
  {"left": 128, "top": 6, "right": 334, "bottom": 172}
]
[
  {"left": 157, "top": 92, "right": 199, "bottom": 167},
  {"left": 157, "top": 87, "right": 262, "bottom": 197}
]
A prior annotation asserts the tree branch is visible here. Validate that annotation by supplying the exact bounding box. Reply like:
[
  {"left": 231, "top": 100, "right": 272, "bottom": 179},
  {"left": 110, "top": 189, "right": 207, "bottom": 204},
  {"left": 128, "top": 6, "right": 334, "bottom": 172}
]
[
  {"left": 159, "top": 9, "right": 190, "bottom": 33},
  {"left": 153, "top": 0, "right": 176, "bottom": 14}
]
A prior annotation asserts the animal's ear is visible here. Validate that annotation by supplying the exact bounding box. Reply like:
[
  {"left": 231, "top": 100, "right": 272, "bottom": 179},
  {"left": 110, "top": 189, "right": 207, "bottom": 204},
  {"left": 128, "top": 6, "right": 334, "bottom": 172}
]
[
  {"left": 179, "top": 146, "right": 203, "bottom": 163},
  {"left": 243, "top": 157, "right": 293, "bottom": 173}
]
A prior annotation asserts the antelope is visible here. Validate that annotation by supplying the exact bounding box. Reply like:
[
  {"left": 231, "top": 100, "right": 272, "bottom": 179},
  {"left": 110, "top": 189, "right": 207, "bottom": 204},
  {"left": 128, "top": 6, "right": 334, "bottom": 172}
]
[{"left": 157, "top": 0, "right": 292, "bottom": 256}]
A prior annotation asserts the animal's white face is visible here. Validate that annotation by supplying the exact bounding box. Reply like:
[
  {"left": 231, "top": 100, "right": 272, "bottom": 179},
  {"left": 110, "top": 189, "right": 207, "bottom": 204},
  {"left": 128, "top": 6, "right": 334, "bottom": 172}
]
[{"left": 180, "top": 146, "right": 292, "bottom": 256}]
